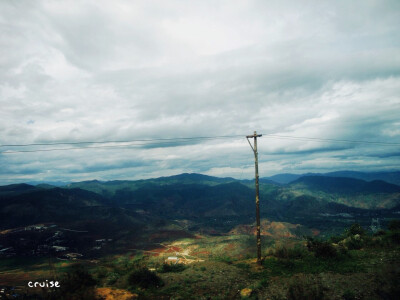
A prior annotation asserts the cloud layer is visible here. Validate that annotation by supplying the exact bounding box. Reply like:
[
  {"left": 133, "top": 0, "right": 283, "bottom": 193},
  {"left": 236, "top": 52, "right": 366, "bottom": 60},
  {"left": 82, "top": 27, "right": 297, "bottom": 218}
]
[{"left": 1, "top": 0, "right": 399, "bottom": 184}]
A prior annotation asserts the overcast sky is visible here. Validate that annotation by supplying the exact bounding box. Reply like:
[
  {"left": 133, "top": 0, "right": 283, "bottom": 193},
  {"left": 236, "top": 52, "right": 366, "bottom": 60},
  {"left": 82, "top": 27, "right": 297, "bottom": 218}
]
[{"left": 1, "top": 0, "right": 399, "bottom": 184}]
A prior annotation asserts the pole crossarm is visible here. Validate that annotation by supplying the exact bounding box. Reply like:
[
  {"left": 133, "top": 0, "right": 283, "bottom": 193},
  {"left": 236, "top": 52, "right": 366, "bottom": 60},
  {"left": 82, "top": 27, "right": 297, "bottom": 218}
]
[
  {"left": 246, "top": 137, "right": 255, "bottom": 152},
  {"left": 246, "top": 133, "right": 262, "bottom": 153}
]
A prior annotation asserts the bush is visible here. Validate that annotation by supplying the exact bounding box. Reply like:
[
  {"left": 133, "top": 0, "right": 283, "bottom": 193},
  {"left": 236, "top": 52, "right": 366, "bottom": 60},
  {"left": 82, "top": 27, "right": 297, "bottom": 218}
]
[
  {"left": 53, "top": 264, "right": 99, "bottom": 300},
  {"left": 306, "top": 237, "right": 337, "bottom": 259},
  {"left": 373, "top": 229, "right": 386, "bottom": 237},
  {"left": 251, "top": 277, "right": 269, "bottom": 291},
  {"left": 388, "top": 219, "right": 400, "bottom": 231},
  {"left": 386, "top": 230, "right": 400, "bottom": 244},
  {"left": 235, "top": 263, "right": 250, "bottom": 270},
  {"left": 345, "top": 223, "right": 366, "bottom": 237},
  {"left": 329, "top": 235, "right": 344, "bottom": 244},
  {"left": 287, "top": 275, "right": 327, "bottom": 300},
  {"left": 215, "top": 256, "right": 234, "bottom": 264},
  {"left": 159, "top": 263, "right": 186, "bottom": 273},
  {"left": 345, "top": 237, "right": 363, "bottom": 250},
  {"left": 105, "top": 272, "right": 120, "bottom": 285},
  {"left": 342, "top": 289, "right": 356, "bottom": 300},
  {"left": 270, "top": 245, "right": 307, "bottom": 259},
  {"left": 375, "top": 261, "right": 400, "bottom": 299},
  {"left": 128, "top": 268, "right": 163, "bottom": 289}
]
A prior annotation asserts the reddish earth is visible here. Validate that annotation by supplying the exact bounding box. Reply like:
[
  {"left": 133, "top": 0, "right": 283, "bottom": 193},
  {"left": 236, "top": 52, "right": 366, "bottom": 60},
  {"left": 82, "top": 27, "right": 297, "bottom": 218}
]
[
  {"left": 96, "top": 287, "right": 138, "bottom": 300},
  {"left": 169, "top": 246, "right": 182, "bottom": 252},
  {"left": 224, "top": 243, "right": 236, "bottom": 251},
  {"left": 229, "top": 220, "right": 312, "bottom": 238},
  {"left": 147, "top": 245, "right": 183, "bottom": 256},
  {"left": 149, "top": 230, "right": 193, "bottom": 241},
  {"left": 192, "top": 251, "right": 211, "bottom": 255},
  {"left": 148, "top": 248, "right": 165, "bottom": 257},
  {"left": 312, "top": 229, "right": 320, "bottom": 236}
]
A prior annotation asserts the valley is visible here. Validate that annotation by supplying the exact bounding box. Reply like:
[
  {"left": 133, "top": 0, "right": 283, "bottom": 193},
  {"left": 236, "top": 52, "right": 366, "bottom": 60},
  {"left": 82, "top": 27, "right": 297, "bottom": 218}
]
[{"left": 0, "top": 172, "right": 399, "bottom": 299}]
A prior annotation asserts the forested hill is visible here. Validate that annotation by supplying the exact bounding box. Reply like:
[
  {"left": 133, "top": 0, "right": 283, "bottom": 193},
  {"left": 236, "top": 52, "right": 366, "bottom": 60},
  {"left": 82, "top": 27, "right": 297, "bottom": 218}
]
[
  {"left": 265, "top": 170, "right": 400, "bottom": 186},
  {"left": 1, "top": 172, "right": 400, "bottom": 230}
]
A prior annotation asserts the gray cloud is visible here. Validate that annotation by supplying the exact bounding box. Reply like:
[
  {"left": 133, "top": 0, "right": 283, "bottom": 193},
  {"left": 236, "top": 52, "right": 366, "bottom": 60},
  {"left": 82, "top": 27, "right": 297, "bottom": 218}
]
[{"left": 0, "top": 0, "right": 399, "bottom": 184}]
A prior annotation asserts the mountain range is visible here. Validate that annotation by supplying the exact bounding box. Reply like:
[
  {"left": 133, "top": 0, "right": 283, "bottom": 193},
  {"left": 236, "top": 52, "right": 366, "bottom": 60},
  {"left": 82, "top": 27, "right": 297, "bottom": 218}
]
[
  {"left": 265, "top": 170, "right": 400, "bottom": 185},
  {"left": 1, "top": 171, "right": 399, "bottom": 233}
]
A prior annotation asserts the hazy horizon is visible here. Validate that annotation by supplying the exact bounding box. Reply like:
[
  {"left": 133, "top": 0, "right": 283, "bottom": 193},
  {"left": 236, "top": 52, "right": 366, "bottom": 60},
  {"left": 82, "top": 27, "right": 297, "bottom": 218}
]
[{"left": 1, "top": 168, "right": 399, "bottom": 186}]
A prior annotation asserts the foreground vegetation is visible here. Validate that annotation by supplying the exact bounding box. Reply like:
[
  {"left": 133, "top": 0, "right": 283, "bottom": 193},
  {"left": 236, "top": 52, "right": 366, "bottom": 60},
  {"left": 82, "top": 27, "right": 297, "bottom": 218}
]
[{"left": 8, "top": 221, "right": 398, "bottom": 300}]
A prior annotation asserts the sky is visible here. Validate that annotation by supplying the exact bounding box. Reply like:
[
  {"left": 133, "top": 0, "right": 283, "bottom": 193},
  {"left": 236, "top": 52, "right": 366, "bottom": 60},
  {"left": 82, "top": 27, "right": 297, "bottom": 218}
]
[{"left": 1, "top": 0, "right": 399, "bottom": 184}]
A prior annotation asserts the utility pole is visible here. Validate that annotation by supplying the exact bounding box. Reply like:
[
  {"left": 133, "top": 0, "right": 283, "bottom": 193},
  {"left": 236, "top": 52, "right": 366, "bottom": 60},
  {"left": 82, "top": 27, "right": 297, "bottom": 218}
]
[{"left": 246, "top": 131, "right": 262, "bottom": 265}]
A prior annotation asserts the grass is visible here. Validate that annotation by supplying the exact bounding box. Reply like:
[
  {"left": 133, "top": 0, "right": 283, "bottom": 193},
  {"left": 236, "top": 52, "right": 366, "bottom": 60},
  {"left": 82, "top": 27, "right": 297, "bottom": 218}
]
[
  {"left": 4, "top": 223, "right": 400, "bottom": 299},
  {"left": 0, "top": 257, "right": 49, "bottom": 271},
  {"left": 213, "top": 255, "right": 236, "bottom": 264},
  {"left": 261, "top": 251, "right": 366, "bottom": 277},
  {"left": 235, "top": 262, "right": 251, "bottom": 270},
  {"left": 159, "top": 263, "right": 186, "bottom": 273}
]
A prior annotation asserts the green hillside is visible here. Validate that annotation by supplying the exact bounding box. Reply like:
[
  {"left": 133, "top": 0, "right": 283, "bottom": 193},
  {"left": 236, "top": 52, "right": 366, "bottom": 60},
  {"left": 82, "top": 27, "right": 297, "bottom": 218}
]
[{"left": 288, "top": 176, "right": 400, "bottom": 209}]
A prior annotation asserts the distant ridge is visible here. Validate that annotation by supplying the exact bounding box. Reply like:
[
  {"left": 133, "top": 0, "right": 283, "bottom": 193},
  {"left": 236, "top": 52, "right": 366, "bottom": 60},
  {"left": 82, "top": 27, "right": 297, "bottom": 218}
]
[
  {"left": 1, "top": 171, "right": 400, "bottom": 231},
  {"left": 264, "top": 170, "right": 400, "bottom": 186},
  {"left": 290, "top": 176, "right": 400, "bottom": 194},
  {"left": 0, "top": 183, "right": 38, "bottom": 196}
]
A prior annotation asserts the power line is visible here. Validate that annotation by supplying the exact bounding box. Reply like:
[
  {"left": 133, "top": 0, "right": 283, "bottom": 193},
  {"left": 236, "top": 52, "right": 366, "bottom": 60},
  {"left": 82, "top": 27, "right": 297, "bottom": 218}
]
[
  {"left": 1, "top": 136, "right": 245, "bottom": 154},
  {"left": 1, "top": 133, "right": 398, "bottom": 154},
  {"left": 1, "top": 139, "right": 223, "bottom": 154},
  {"left": 0, "top": 135, "right": 244, "bottom": 147},
  {"left": 2, "top": 143, "right": 155, "bottom": 154},
  {"left": 261, "top": 134, "right": 400, "bottom": 146}
]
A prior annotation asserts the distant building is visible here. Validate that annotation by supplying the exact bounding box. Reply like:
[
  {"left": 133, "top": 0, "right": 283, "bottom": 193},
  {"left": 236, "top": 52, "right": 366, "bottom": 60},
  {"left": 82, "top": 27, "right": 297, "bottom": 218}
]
[
  {"left": 65, "top": 253, "right": 83, "bottom": 260},
  {"left": 165, "top": 256, "right": 180, "bottom": 264},
  {"left": 52, "top": 246, "right": 68, "bottom": 252}
]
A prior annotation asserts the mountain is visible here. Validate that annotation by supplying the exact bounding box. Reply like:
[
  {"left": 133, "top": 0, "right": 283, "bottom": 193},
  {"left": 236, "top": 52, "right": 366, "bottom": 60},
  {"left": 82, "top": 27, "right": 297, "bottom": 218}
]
[
  {"left": 112, "top": 181, "right": 268, "bottom": 217},
  {"left": 0, "top": 186, "right": 146, "bottom": 230},
  {"left": 0, "top": 183, "right": 39, "bottom": 196},
  {"left": 27, "top": 180, "right": 70, "bottom": 187},
  {"left": 290, "top": 176, "right": 400, "bottom": 194},
  {"left": 323, "top": 171, "right": 400, "bottom": 186},
  {"left": 2, "top": 172, "right": 400, "bottom": 234},
  {"left": 65, "top": 173, "right": 237, "bottom": 198},
  {"left": 264, "top": 170, "right": 400, "bottom": 186},
  {"left": 288, "top": 176, "right": 400, "bottom": 209},
  {"left": 266, "top": 173, "right": 303, "bottom": 184}
]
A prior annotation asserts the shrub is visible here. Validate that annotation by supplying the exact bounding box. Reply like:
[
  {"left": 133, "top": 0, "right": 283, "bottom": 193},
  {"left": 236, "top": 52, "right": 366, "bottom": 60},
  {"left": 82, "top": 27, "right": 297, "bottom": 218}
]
[
  {"left": 251, "top": 277, "right": 269, "bottom": 291},
  {"left": 306, "top": 237, "right": 337, "bottom": 259},
  {"left": 271, "top": 245, "right": 307, "bottom": 259},
  {"left": 388, "top": 219, "right": 400, "bottom": 231},
  {"left": 215, "top": 256, "right": 234, "bottom": 264},
  {"left": 105, "top": 272, "right": 120, "bottom": 285},
  {"left": 286, "top": 275, "right": 327, "bottom": 300},
  {"left": 273, "top": 245, "right": 289, "bottom": 259},
  {"left": 53, "top": 264, "right": 99, "bottom": 300},
  {"left": 342, "top": 289, "right": 356, "bottom": 300},
  {"left": 159, "top": 263, "right": 186, "bottom": 273},
  {"left": 345, "top": 223, "right": 366, "bottom": 237},
  {"left": 288, "top": 245, "right": 308, "bottom": 259},
  {"left": 373, "top": 229, "right": 386, "bottom": 237},
  {"left": 235, "top": 263, "right": 250, "bottom": 270},
  {"left": 329, "top": 235, "right": 344, "bottom": 244},
  {"left": 375, "top": 261, "right": 400, "bottom": 299},
  {"left": 128, "top": 268, "right": 163, "bottom": 289},
  {"left": 386, "top": 230, "right": 400, "bottom": 244},
  {"left": 259, "top": 278, "right": 269, "bottom": 288},
  {"left": 345, "top": 237, "right": 363, "bottom": 250}
]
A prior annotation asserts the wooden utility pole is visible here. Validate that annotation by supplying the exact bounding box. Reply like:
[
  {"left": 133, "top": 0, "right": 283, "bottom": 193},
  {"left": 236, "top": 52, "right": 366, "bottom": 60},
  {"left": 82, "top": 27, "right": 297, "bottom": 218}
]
[{"left": 246, "top": 131, "right": 262, "bottom": 265}]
